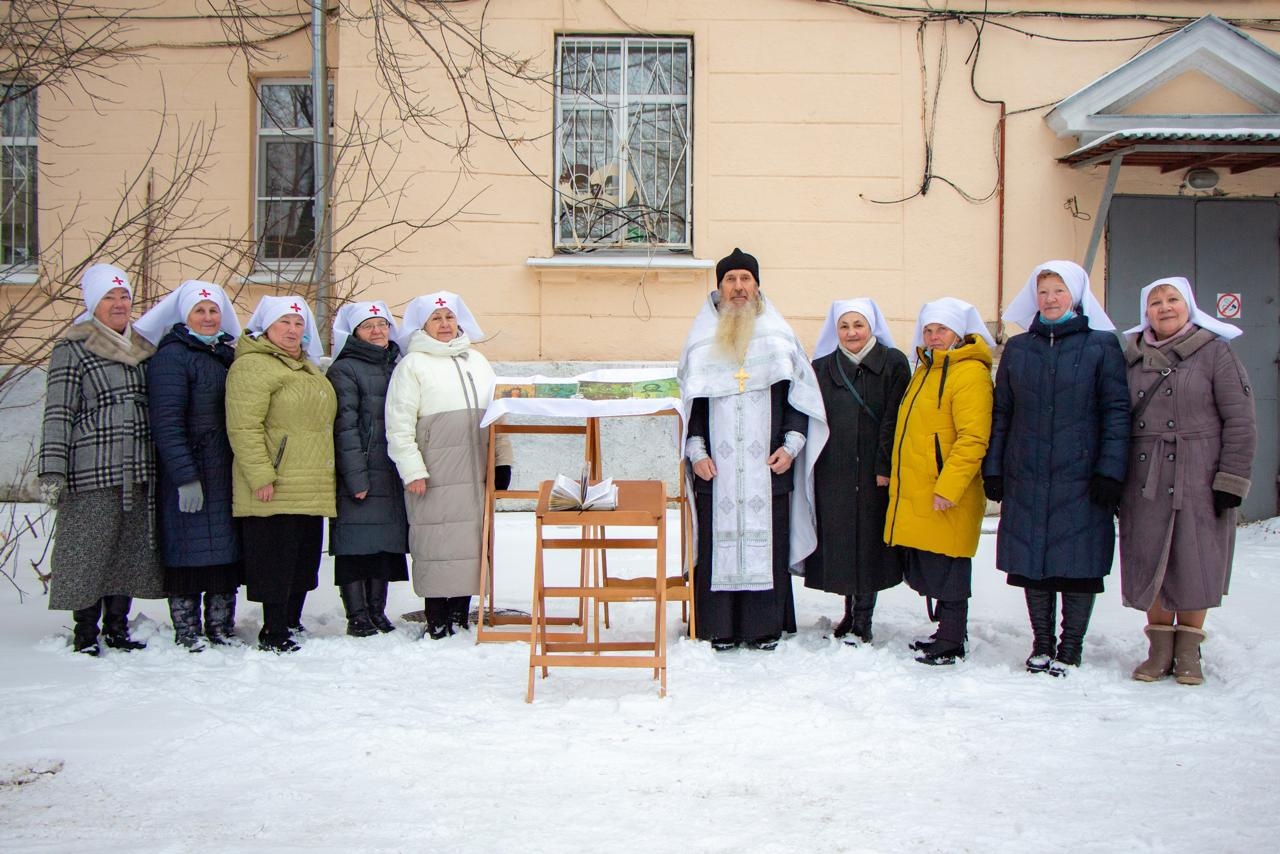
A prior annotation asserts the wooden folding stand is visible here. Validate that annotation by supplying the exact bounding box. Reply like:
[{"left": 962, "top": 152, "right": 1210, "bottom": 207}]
[
  {"left": 527, "top": 479, "right": 668, "bottom": 701},
  {"left": 476, "top": 411, "right": 695, "bottom": 645}
]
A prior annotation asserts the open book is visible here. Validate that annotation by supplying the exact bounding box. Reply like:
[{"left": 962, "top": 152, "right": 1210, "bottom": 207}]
[{"left": 548, "top": 473, "right": 618, "bottom": 511}]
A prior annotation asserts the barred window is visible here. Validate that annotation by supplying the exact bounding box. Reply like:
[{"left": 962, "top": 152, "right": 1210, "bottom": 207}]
[
  {"left": 555, "top": 37, "right": 691, "bottom": 251},
  {"left": 1, "top": 83, "right": 37, "bottom": 270},
  {"left": 255, "top": 80, "right": 332, "bottom": 268}
]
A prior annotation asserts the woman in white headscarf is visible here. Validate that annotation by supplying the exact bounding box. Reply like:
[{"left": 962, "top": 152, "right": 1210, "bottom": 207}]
[
  {"left": 883, "top": 298, "right": 994, "bottom": 665},
  {"left": 137, "top": 280, "right": 244, "bottom": 650},
  {"left": 327, "top": 301, "right": 409, "bottom": 637},
  {"left": 385, "top": 291, "right": 512, "bottom": 639},
  {"left": 38, "top": 263, "right": 163, "bottom": 655},
  {"left": 225, "top": 296, "right": 336, "bottom": 653},
  {"left": 805, "top": 298, "right": 909, "bottom": 645},
  {"left": 982, "top": 261, "right": 1129, "bottom": 676},
  {"left": 1120, "top": 277, "right": 1256, "bottom": 686}
]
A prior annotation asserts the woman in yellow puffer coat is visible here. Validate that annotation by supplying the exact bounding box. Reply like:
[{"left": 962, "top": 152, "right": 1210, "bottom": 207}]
[
  {"left": 226, "top": 296, "right": 337, "bottom": 653},
  {"left": 884, "top": 298, "right": 994, "bottom": 665}
]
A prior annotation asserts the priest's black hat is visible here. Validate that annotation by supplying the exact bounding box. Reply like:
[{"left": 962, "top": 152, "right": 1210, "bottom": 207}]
[{"left": 716, "top": 248, "right": 759, "bottom": 285}]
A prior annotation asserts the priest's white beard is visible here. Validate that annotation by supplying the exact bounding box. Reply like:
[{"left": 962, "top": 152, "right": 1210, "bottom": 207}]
[{"left": 715, "top": 297, "right": 763, "bottom": 364}]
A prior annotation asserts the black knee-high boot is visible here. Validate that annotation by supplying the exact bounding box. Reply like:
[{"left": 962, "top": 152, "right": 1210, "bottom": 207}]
[
  {"left": 258, "top": 602, "right": 298, "bottom": 653},
  {"left": 1024, "top": 588, "right": 1057, "bottom": 672},
  {"left": 1054, "top": 592, "right": 1096, "bottom": 670},
  {"left": 850, "top": 593, "right": 877, "bottom": 644},
  {"left": 102, "top": 595, "right": 145, "bottom": 651},
  {"left": 204, "top": 592, "right": 237, "bottom": 645},
  {"left": 448, "top": 596, "right": 471, "bottom": 632},
  {"left": 71, "top": 601, "right": 102, "bottom": 656},
  {"left": 338, "top": 583, "right": 377, "bottom": 637},
  {"left": 423, "top": 597, "right": 450, "bottom": 640},
  {"left": 915, "top": 599, "right": 967, "bottom": 665},
  {"left": 365, "top": 579, "right": 394, "bottom": 633}
]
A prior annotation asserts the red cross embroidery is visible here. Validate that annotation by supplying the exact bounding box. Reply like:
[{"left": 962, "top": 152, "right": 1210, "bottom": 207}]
[
  {"left": 290, "top": 303, "right": 302, "bottom": 312},
  {"left": 112, "top": 276, "right": 124, "bottom": 285},
  {"left": 435, "top": 297, "right": 447, "bottom": 307},
  {"left": 198, "top": 289, "right": 212, "bottom": 298},
  {"left": 368, "top": 305, "right": 381, "bottom": 314}
]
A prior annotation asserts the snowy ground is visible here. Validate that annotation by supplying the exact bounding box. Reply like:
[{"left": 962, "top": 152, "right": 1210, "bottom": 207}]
[{"left": 1, "top": 506, "right": 1278, "bottom": 853}]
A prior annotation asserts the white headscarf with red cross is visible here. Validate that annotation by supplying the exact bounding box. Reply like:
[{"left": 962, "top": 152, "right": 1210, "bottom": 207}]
[
  {"left": 134, "top": 280, "right": 243, "bottom": 345},
  {"left": 76, "top": 263, "right": 133, "bottom": 325},
  {"left": 246, "top": 295, "right": 324, "bottom": 362},
  {"left": 332, "top": 300, "right": 398, "bottom": 355},
  {"left": 398, "top": 291, "right": 484, "bottom": 348}
]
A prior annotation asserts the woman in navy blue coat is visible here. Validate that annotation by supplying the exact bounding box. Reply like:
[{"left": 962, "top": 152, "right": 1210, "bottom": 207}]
[
  {"left": 137, "top": 281, "right": 243, "bottom": 650},
  {"left": 983, "top": 261, "right": 1129, "bottom": 675}
]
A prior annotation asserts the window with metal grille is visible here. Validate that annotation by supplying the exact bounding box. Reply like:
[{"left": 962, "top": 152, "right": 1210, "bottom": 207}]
[
  {"left": 555, "top": 37, "right": 691, "bottom": 251},
  {"left": 255, "top": 80, "right": 332, "bottom": 268},
  {"left": 1, "top": 83, "right": 37, "bottom": 271}
]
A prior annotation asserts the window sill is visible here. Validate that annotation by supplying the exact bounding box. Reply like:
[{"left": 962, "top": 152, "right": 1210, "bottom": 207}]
[
  {"left": 527, "top": 254, "right": 713, "bottom": 271},
  {"left": 0, "top": 270, "right": 38, "bottom": 285},
  {"left": 241, "top": 267, "right": 315, "bottom": 286}
]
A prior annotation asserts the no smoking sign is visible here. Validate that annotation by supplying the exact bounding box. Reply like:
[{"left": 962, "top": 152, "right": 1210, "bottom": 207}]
[{"left": 1216, "top": 292, "right": 1242, "bottom": 320}]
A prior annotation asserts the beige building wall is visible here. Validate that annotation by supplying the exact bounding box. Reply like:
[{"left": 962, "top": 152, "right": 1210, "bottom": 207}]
[{"left": 6, "top": 1, "right": 1278, "bottom": 358}]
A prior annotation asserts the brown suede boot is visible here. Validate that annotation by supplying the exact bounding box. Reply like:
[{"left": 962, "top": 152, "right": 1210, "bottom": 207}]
[
  {"left": 1172, "top": 626, "right": 1207, "bottom": 686},
  {"left": 1132, "top": 624, "right": 1176, "bottom": 682}
]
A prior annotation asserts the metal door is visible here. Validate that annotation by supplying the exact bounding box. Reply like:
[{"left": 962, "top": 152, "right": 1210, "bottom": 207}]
[{"left": 1107, "top": 194, "right": 1279, "bottom": 521}]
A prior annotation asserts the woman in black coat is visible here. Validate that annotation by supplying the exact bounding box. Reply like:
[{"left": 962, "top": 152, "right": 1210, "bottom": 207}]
[
  {"left": 805, "top": 298, "right": 909, "bottom": 644},
  {"left": 983, "top": 261, "right": 1129, "bottom": 675},
  {"left": 327, "top": 301, "right": 410, "bottom": 635},
  {"left": 136, "top": 280, "right": 244, "bottom": 650}
]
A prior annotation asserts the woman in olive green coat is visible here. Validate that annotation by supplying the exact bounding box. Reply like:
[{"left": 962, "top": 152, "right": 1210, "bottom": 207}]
[{"left": 226, "top": 296, "right": 337, "bottom": 652}]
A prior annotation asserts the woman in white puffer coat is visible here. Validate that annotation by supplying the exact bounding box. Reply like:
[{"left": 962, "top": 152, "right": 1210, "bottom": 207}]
[{"left": 385, "top": 291, "right": 512, "bottom": 639}]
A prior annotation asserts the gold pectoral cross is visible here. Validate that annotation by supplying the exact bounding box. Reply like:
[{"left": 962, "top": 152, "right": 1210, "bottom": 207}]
[{"left": 733, "top": 365, "right": 750, "bottom": 393}]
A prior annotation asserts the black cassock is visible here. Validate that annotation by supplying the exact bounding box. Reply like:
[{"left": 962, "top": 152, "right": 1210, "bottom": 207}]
[{"left": 688, "top": 381, "right": 806, "bottom": 643}]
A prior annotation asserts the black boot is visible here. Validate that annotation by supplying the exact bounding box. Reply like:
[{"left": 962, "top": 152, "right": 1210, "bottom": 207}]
[
  {"left": 71, "top": 602, "right": 102, "bottom": 656},
  {"left": 1051, "top": 592, "right": 1096, "bottom": 676},
  {"left": 258, "top": 602, "right": 299, "bottom": 653},
  {"left": 831, "top": 596, "right": 854, "bottom": 639},
  {"left": 339, "top": 582, "right": 378, "bottom": 637},
  {"left": 286, "top": 593, "right": 307, "bottom": 637},
  {"left": 448, "top": 596, "right": 472, "bottom": 632},
  {"left": 204, "top": 592, "right": 237, "bottom": 646},
  {"left": 168, "top": 595, "right": 205, "bottom": 652},
  {"left": 915, "top": 599, "right": 966, "bottom": 665},
  {"left": 849, "top": 593, "right": 877, "bottom": 645},
  {"left": 102, "top": 595, "right": 145, "bottom": 651},
  {"left": 423, "top": 597, "right": 450, "bottom": 640},
  {"left": 1024, "top": 589, "right": 1057, "bottom": 673},
  {"left": 365, "top": 579, "right": 395, "bottom": 633}
]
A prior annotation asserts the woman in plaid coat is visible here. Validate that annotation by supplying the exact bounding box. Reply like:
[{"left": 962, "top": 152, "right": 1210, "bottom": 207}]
[{"left": 38, "top": 263, "right": 164, "bottom": 655}]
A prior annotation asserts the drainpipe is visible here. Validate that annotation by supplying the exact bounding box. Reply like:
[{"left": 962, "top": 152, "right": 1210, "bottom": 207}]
[
  {"left": 311, "top": 0, "right": 330, "bottom": 349},
  {"left": 995, "top": 102, "right": 1006, "bottom": 343}
]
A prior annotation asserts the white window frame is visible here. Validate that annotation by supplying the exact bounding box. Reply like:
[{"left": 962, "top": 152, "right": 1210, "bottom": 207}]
[
  {"left": 253, "top": 79, "right": 332, "bottom": 278},
  {"left": 1, "top": 82, "right": 38, "bottom": 279},
  {"left": 554, "top": 36, "right": 692, "bottom": 252}
]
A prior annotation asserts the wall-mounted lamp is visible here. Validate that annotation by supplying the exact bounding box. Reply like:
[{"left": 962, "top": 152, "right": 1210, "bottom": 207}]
[{"left": 1184, "top": 167, "right": 1220, "bottom": 191}]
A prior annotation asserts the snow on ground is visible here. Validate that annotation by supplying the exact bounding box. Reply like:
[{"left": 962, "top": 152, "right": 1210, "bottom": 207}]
[{"left": 1, "top": 507, "right": 1279, "bottom": 853}]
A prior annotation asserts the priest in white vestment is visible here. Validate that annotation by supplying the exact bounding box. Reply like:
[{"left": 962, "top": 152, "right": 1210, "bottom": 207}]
[{"left": 677, "top": 248, "right": 828, "bottom": 650}]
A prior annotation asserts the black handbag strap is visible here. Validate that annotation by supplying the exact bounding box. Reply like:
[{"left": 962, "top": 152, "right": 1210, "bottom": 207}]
[{"left": 834, "top": 353, "right": 879, "bottom": 423}]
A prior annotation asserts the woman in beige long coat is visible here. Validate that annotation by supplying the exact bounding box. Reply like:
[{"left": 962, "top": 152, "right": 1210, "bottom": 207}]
[
  {"left": 226, "top": 296, "right": 336, "bottom": 653},
  {"left": 385, "top": 291, "right": 512, "bottom": 639},
  {"left": 1120, "top": 277, "right": 1256, "bottom": 686}
]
